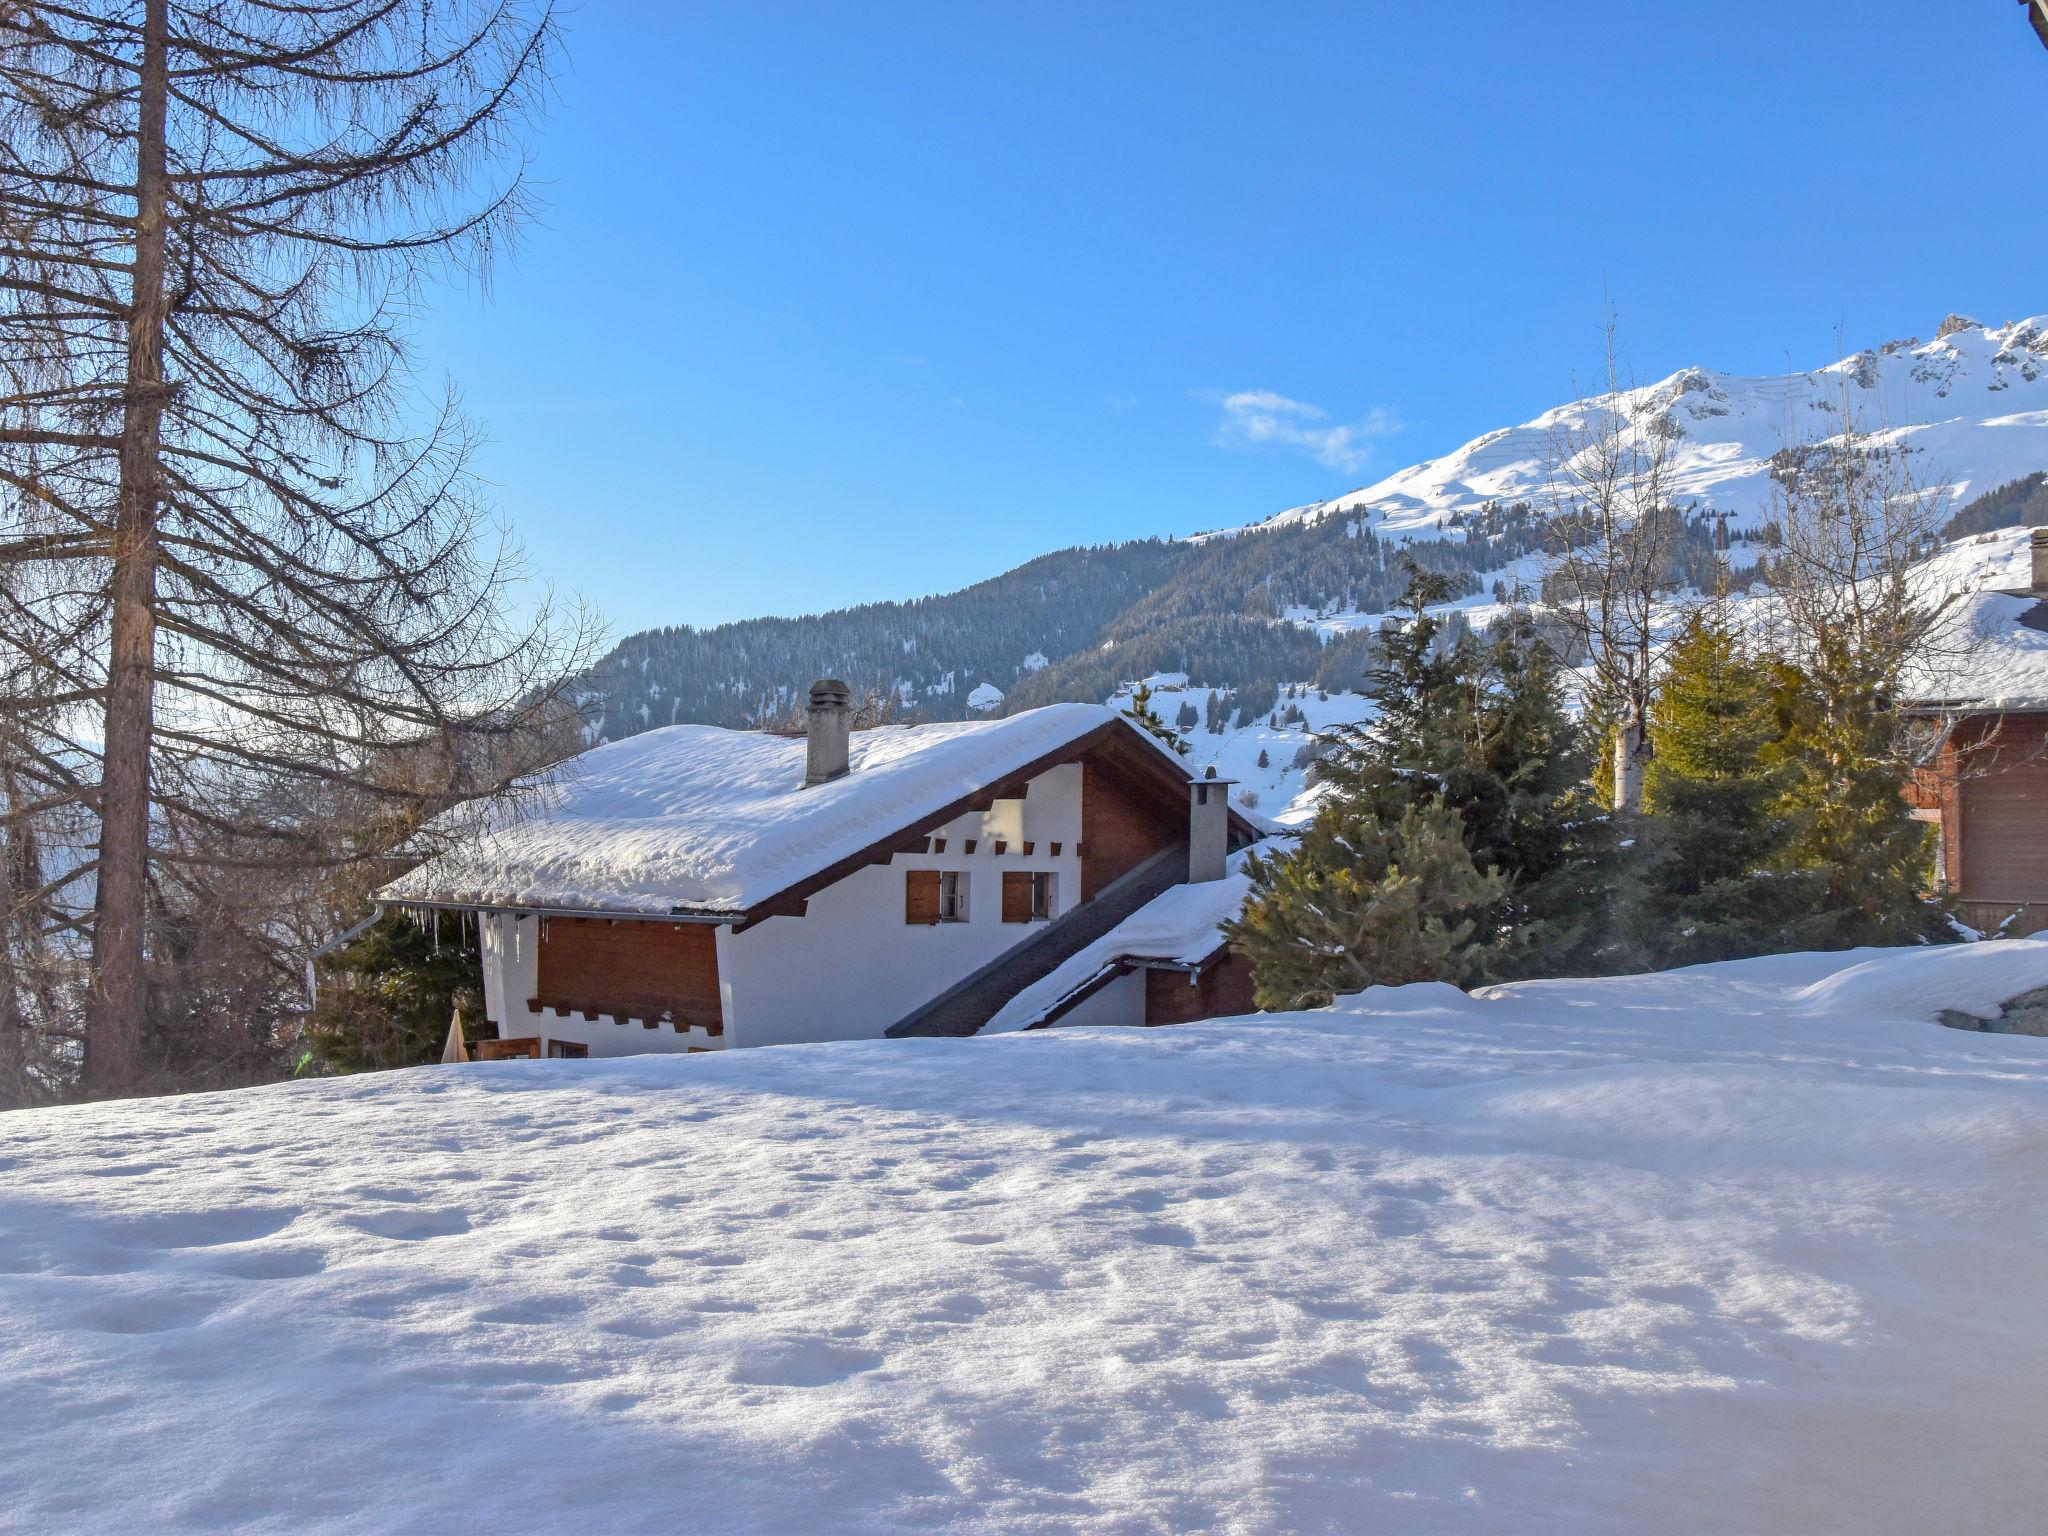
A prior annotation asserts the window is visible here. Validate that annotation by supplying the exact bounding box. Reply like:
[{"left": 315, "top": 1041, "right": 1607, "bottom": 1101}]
[
  {"left": 1002, "top": 870, "right": 1057, "bottom": 923},
  {"left": 939, "top": 870, "right": 970, "bottom": 922},
  {"left": 907, "top": 869, "right": 970, "bottom": 925}
]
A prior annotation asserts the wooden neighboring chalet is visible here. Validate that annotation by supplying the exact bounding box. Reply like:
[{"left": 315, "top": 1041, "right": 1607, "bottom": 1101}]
[
  {"left": 1908, "top": 527, "right": 2048, "bottom": 934},
  {"left": 378, "top": 683, "right": 1262, "bottom": 1056}
]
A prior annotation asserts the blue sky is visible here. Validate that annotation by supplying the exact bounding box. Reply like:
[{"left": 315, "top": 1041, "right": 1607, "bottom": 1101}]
[{"left": 415, "top": 2, "right": 2048, "bottom": 636}]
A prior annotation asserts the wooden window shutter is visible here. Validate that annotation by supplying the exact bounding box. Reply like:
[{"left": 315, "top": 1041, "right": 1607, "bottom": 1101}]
[
  {"left": 906, "top": 868, "right": 942, "bottom": 925},
  {"left": 1001, "top": 870, "right": 1033, "bottom": 923}
]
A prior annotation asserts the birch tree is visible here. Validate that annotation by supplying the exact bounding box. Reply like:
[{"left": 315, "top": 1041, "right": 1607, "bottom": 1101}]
[{"left": 1537, "top": 317, "right": 1685, "bottom": 810}]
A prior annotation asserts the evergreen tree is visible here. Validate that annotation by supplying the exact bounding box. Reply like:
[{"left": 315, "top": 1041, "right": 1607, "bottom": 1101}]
[
  {"left": 1122, "top": 681, "right": 1190, "bottom": 755},
  {"left": 1630, "top": 611, "right": 1815, "bottom": 966},
  {"left": 1460, "top": 612, "right": 1616, "bottom": 980},
  {"left": 303, "top": 912, "right": 485, "bottom": 1074},
  {"left": 1765, "top": 639, "right": 1950, "bottom": 947},
  {"left": 1228, "top": 564, "right": 1611, "bottom": 1005},
  {"left": 1257, "top": 749, "right": 1270, "bottom": 770},
  {"left": 1227, "top": 801, "right": 1505, "bottom": 1010}
]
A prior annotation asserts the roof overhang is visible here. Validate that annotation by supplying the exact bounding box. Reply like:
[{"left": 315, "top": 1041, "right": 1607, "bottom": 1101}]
[
  {"left": 2025, "top": 0, "right": 2048, "bottom": 53},
  {"left": 383, "top": 714, "right": 1262, "bottom": 931},
  {"left": 735, "top": 717, "right": 1259, "bottom": 930},
  {"left": 1900, "top": 701, "right": 2048, "bottom": 718}
]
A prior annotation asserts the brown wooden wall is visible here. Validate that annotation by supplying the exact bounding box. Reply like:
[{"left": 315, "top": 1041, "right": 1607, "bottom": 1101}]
[
  {"left": 1948, "top": 714, "right": 2048, "bottom": 909},
  {"left": 1144, "top": 949, "right": 1258, "bottom": 1026},
  {"left": 1081, "top": 759, "right": 1183, "bottom": 901},
  {"left": 535, "top": 917, "right": 723, "bottom": 1029}
]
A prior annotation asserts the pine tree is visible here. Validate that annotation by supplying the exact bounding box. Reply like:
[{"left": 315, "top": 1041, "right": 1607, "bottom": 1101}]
[
  {"left": 303, "top": 912, "right": 485, "bottom": 1074},
  {"left": 1257, "top": 749, "right": 1270, "bottom": 770},
  {"left": 1227, "top": 800, "right": 1505, "bottom": 1009},
  {"left": 1765, "top": 638, "right": 1950, "bottom": 947},
  {"left": 1122, "top": 682, "right": 1189, "bottom": 755},
  {"left": 1630, "top": 611, "right": 1815, "bottom": 965},
  {"left": 1229, "top": 564, "right": 1608, "bottom": 1004}
]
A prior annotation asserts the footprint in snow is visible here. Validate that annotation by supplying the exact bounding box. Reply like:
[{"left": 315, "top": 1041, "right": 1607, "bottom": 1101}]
[
  {"left": 343, "top": 1207, "right": 470, "bottom": 1241},
  {"left": 99, "top": 1206, "right": 302, "bottom": 1252},
  {"left": 76, "top": 1293, "right": 217, "bottom": 1335},
  {"left": 725, "top": 1341, "right": 884, "bottom": 1388},
  {"left": 203, "top": 1247, "right": 328, "bottom": 1281}
]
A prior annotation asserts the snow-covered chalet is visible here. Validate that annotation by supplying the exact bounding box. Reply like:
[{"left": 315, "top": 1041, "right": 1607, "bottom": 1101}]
[
  {"left": 1907, "top": 526, "right": 2048, "bottom": 933},
  {"left": 378, "top": 682, "right": 1264, "bottom": 1056}
]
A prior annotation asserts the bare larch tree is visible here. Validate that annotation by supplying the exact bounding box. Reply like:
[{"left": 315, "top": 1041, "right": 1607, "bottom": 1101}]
[{"left": 0, "top": 1, "right": 587, "bottom": 1097}]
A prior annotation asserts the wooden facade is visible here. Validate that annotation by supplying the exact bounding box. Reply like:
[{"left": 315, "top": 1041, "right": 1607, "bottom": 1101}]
[
  {"left": 533, "top": 916, "right": 724, "bottom": 1033},
  {"left": 1079, "top": 757, "right": 1184, "bottom": 901},
  {"left": 1143, "top": 948, "right": 1259, "bottom": 1026},
  {"left": 1916, "top": 712, "right": 2048, "bottom": 932}
]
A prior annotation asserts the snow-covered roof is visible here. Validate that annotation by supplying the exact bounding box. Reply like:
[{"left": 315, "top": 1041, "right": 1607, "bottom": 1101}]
[
  {"left": 980, "top": 851, "right": 1260, "bottom": 1033},
  {"left": 1895, "top": 527, "right": 2048, "bottom": 711},
  {"left": 382, "top": 703, "right": 1150, "bottom": 917}
]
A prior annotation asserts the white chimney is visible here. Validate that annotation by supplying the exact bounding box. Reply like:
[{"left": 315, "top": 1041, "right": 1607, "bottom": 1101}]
[
  {"left": 804, "top": 678, "right": 851, "bottom": 787},
  {"left": 1188, "top": 767, "right": 1232, "bottom": 883}
]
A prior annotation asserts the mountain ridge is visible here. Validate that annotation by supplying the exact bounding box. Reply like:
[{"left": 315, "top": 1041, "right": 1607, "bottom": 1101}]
[{"left": 582, "top": 315, "right": 2048, "bottom": 744}]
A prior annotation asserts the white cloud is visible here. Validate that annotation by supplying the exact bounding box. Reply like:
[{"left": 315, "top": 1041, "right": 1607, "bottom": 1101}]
[{"left": 1214, "top": 389, "right": 1401, "bottom": 473}]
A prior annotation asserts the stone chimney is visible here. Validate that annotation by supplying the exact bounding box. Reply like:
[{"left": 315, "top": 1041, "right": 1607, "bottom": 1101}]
[
  {"left": 1188, "top": 766, "right": 1233, "bottom": 884},
  {"left": 2033, "top": 527, "right": 2048, "bottom": 597},
  {"left": 804, "top": 678, "right": 851, "bottom": 787}
]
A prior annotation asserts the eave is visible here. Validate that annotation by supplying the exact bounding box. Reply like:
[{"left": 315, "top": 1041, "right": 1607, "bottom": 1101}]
[{"left": 381, "top": 715, "right": 1260, "bottom": 932}]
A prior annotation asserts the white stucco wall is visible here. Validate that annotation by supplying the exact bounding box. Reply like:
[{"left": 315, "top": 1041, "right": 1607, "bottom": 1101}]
[
  {"left": 721, "top": 761, "right": 1086, "bottom": 1047},
  {"left": 477, "top": 910, "right": 535, "bottom": 1032},
  {"left": 1052, "top": 966, "right": 1146, "bottom": 1029},
  {"left": 477, "top": 909, "right": 726, "bottom": 1056}
]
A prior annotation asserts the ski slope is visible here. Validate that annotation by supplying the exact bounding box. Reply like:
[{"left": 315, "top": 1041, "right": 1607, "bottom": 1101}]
[{"left": 4, "top": 943, "right": 2047, "bottom": 1533}]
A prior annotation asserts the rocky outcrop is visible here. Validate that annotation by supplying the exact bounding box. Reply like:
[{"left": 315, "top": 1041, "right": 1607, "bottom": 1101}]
[{"left": 1938, "top": 984, "right": 2048, "bottom": 1037}]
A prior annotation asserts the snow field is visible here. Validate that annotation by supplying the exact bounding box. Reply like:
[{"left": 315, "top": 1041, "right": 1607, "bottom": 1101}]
[{"left": 4, "top": 942, "right": 2048, "bottom": 1533}]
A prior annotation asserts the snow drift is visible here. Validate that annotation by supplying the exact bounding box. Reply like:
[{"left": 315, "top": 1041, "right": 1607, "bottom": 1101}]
[{"left": 5, "top": 942, "right": 2048, "bottom": 1534}]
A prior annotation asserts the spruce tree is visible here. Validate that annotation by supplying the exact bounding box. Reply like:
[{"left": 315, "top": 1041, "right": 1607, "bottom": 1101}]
[
  {"left": 1228, "top": 564, "right": 1609, "bottom": 1005},
  {"left": 1765, "top": 639, "right": 1950, "bottom": 947},
  {"left": 1122, "top": 682, "right": 1190, "bottom": 755},
  {"left": 1631, "top": 612, "right": 1814, "bottom": 965},
  {"left": 1461, "top": 611, "right": 1615, "bottom": 980},
  {"left": 1228, "top": 800, "right": 1505, "bottom": 1010},
  {"left": 303, "top": 912, "right": 485, "bottom": 1074}
]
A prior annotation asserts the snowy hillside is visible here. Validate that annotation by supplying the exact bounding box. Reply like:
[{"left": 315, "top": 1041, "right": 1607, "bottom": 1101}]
[
  {"left": 1125, "top": 522, "right": 2048, "bottom": 826},
  {"left": 6, "top": 943, "right": 2048, "bottom": 1533},
  {"left": 1214, "top": 315, "right": 2048, "bottom": 544},
  {"left": 581, "top": 314, "right": 2048, "bottom": 741},
  {"left": 1111, "top": 674, "right": 1364, "bottom": 824}
]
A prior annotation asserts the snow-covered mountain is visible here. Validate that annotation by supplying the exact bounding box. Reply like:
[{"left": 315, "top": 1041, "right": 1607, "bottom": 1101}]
[
  {"left": 584, "top": 315, "right": 2048, "bottom": 740},
  {"left": 1212, "top": 314, "right": 2048, "bottom": 543}
]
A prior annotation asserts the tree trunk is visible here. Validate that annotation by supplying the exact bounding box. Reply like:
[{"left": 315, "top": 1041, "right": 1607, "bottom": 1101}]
[
  {"left": 0, "top": 803, "right": 25, "bottom": 1107},
  {"left": 1613, "top": 722, "right": 1648, "bottom": 814},
  {"left": 83, "top": 0, "right": 171, "bottom": 1097}
]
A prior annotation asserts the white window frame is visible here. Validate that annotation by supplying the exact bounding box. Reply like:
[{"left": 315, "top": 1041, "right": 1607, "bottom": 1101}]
[
  {"left": 1029, "top": 870, "right": 1057, "bottom": 921},
  {"left": 939, "top": 870, "right": 970, "bottom": 923}
]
